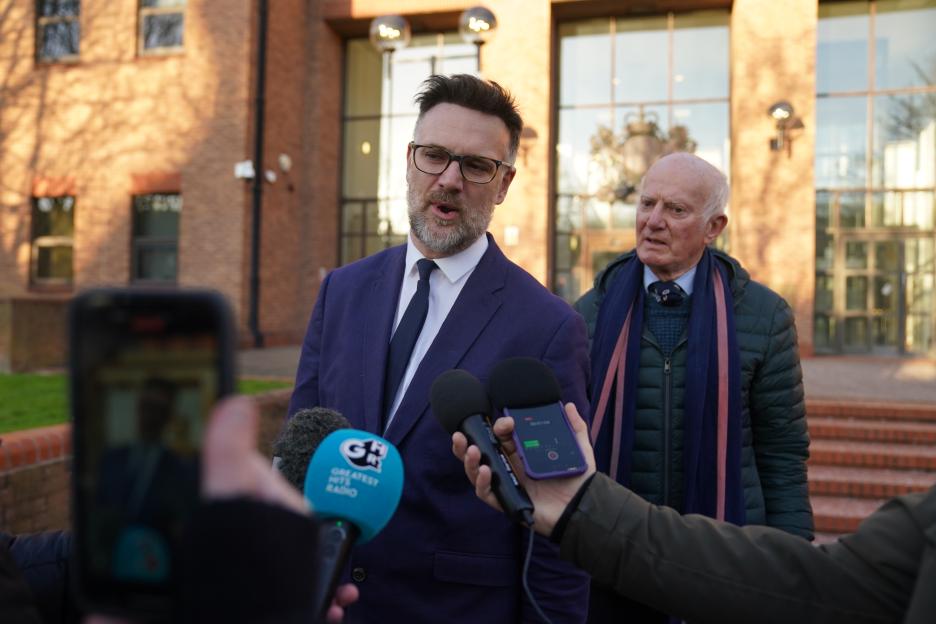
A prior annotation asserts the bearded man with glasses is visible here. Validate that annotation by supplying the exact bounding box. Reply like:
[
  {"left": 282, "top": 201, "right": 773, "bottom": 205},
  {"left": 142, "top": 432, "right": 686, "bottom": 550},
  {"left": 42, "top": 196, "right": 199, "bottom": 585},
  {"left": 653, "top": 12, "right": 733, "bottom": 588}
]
[{"left": 289, "top": 74, "right": 590, "bottom": 623}]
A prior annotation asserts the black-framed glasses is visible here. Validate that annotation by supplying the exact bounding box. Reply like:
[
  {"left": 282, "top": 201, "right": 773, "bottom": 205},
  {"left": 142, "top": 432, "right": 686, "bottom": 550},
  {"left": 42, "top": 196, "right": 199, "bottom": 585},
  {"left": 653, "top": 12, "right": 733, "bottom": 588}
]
[{"left": 410, "top": 143, "right": 513, "bottom": 184}]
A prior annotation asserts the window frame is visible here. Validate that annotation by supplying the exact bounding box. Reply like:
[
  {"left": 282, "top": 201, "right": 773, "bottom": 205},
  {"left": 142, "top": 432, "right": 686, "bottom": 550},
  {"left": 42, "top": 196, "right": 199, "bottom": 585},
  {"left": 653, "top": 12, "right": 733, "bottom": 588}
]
[
  {"left": 137, "top": 0, "right": 186, "bottom": 56},
  {"left": 29, "top": 195, "right": 75, "bottom": 289},
  {"left": 130, "top": 192, "right": 181, "bottom": 284},
  {"left": 35, "top": 0, "right": 81, "bottom": 64}
]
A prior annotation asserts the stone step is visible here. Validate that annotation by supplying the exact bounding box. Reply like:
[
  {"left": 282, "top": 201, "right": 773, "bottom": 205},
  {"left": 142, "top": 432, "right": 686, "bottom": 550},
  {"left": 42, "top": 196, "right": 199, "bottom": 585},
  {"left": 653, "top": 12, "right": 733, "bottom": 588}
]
[
  {"left": 808, "top": 416, "right": 936, "bottom": 444},
  {"left": 811, "top": 495, "right": 889, "bottom": 534},
  {"left": 808, "top": 465, "right": 935, "bottom": 498},
  {"left": 809, "top": 439, "right": 936, "bottom": 471},
  {"left": 806, "top": 400, "right": 936, "bottom": 423}
]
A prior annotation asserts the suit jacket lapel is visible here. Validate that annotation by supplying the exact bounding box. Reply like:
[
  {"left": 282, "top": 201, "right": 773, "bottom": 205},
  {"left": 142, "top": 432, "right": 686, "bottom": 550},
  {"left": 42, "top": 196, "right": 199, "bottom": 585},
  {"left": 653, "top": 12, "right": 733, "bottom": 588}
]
[
  {"left": 385, "top": 237, "right": 507, "bottom": 446},
  {"left": 362, "top": 247, "right": 405, "bottom": 435}
]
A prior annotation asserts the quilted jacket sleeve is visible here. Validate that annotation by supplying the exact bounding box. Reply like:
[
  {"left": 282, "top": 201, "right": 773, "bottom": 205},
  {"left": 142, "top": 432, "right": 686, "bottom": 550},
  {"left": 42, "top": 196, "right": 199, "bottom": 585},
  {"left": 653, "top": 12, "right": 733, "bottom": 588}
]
[{"left": 748, "top": 293, "right": 814, "bottom": 539}]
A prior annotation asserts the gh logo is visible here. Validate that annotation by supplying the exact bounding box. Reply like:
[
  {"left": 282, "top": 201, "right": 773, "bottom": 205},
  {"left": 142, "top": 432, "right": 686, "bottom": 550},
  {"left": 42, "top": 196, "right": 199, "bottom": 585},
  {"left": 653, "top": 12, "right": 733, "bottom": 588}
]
[{"left": 339, "top": 438, "right": 387, "bottom": 472}]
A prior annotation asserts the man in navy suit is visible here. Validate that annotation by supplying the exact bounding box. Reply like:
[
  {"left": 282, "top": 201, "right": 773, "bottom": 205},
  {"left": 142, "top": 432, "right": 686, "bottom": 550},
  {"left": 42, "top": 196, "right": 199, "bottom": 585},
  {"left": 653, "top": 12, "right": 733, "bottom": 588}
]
[{"left": 289, "top": 74, "right": 590, "bottom": 623}]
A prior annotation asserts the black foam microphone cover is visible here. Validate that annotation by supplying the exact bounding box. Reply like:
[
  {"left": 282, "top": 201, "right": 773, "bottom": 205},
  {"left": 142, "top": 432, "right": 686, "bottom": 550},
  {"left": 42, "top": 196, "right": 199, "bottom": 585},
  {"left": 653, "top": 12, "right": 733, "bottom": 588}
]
[
  {"left": 488, "top": 357, "right": 562, "bottom": 410},
  {"left": 273, "top": 407, "right": 351, "bottom": 491}
]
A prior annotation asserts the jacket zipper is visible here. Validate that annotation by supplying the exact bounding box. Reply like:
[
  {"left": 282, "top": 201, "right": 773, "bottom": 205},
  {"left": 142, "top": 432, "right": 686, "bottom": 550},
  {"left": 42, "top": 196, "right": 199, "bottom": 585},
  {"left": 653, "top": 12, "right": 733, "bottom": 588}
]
[{"left": 663, "top": 357, "right": 672, "bottom": 507}]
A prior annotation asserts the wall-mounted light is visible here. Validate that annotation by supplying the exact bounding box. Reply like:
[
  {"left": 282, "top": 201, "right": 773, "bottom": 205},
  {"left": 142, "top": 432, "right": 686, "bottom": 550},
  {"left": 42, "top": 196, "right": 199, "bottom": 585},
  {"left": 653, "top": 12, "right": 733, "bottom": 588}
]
[
  {"left": 768, "top": 100, "right": 804, "bottom": 153},
  {"left": 369, "top": 15, "right": 411, "bottom": 54},
  {"left": 459, "top": 6, "right": 497, "bottom": 71}
]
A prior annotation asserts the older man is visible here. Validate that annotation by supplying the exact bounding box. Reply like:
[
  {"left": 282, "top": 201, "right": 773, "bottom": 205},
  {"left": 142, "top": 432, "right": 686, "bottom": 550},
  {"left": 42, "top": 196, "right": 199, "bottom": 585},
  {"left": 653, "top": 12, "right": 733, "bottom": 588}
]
[
  {"left": 575, "top": 152, "right": 812, "bottom": 622},
  {"left": 289, "top": 74, "right": 590, "bottom": 622}
]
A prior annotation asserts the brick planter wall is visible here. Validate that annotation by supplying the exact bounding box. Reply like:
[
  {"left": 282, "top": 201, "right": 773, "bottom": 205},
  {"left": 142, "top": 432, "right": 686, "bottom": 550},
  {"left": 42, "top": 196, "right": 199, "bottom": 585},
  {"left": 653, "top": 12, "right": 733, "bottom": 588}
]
[{"left": 0, "top": 390, "right": 291, "bottom": 534}]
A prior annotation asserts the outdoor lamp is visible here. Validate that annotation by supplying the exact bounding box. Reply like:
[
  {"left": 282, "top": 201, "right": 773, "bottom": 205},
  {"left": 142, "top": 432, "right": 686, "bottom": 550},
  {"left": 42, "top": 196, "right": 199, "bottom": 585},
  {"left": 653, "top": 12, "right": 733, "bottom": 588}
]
[
  {"left": 369, "top": 15, "right": 411, "bottom": 54},
  {"left": 459, "top": 6, "right": 497, "bottom": 45},
  {"left": 768, "top": 100, "right": 803, "bottom": 152}
]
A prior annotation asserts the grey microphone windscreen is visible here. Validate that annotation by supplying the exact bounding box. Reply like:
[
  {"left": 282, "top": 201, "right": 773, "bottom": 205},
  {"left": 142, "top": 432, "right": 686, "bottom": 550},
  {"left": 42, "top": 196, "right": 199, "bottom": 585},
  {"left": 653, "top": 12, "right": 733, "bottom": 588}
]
[{"left": 272, "top": 407, "right": 351, "bottom": 491}]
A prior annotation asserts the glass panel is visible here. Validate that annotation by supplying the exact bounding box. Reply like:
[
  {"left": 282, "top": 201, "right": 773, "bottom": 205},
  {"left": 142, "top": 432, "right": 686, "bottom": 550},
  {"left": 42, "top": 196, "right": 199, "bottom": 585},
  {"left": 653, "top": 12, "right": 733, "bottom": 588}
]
[
  {"left": 557, "top": 107, "right": 614, "bottom": 195},
  {"left": 906, "top": 270, "right": 934, "bottom": 352},
  {"left": 815, "top": 97, "right": 867, "bottom": 188},
  {"left": 905, "top": 237, "right": 934, "bottom": 272},
  {"left": 846, "top": 275, "right": 868, "bottom": 310},
  {"left": 816, "top": 191, "right": 832, "bottom": 229},
  {"left": 341, "top": 236, "right": 363, "bottom": 264},
  {"left": 344, "top": 40, "right": 383, "bottom": 117},
  {"left": 136, "top": 247, "right": 177, "bottom": 281},
  {"left": 874, "top": 274, "right": 899, "bottom": 309},
  {"left": 133, "top": 194, "right": 180, "bottom": 237},
  {"left": 554, "top": 270, "right": 578, "bottom": 303},
  {"left": 875, "top": 240, "right": 900, "bottom": 270},
  {"left": 555, "top": 196, "right": 580, "bottom": 234},
  {"left": 342, "top": 120, "right": 380, "bottom": 199},
  {"left": 39, "top": 21, "right": 79, "bottom": 60},
  {"left": 672, "top": 11, "right": 729, "bottom": 100},
  {"left": 816, "top": 232, "right": 834, "bottom": 270},
  {"left": 38, "top": 1, "right": 80, "bottom": 17},
  {"left": 815, "top": 274, "right": 834, "bottom": 310},
  {"left": 817, "top": 1, "right": 869, "bottom": 94},
  {"left": 35, "top": 245, "right": 73, "bottom": 280},
  {"left": 873, "top": 313, "right": 898, "bottom": 346},
  {"left": 874, "top": 0, "right": 936, "bottom": 90},
  {"left": 844, "top": 316, "right": 869, "bottom": 347},
  {"left": 667, "top": 102, "right": 730, "bottom": 173},
  {"left": 33, "top": 196, "right": 74, "bottom": 236},
  {"left": 141, "top": 0, "right": 185, "bottom": 7},
  {"left": 872, "top": 94, "right": 936, "bottom": 190},
  {"left": 559, "top": 19, "right": 612, "bottom": 106},
  {"left": 840, "top": 192, "right": 866, "bottom": 228},
  {"left": 846, "top": 241, "right": 868, "bottom": 268},
  {"left": 143, "top": 13, "right": 184, "bottom": 49},
  {"left": 814, "top": 313, "right": 835, "bottom": 349},
  {"left": 614, "top": 15, "right": 667, "bottom": 103}
]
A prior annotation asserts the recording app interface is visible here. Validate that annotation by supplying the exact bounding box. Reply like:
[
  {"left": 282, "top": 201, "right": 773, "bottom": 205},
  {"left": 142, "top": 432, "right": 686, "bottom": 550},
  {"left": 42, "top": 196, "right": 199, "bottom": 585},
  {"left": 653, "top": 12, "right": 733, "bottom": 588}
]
[
  {"left": 75, "top": 313, "right": 219, "bottom": 592},
  {"left": 509, "top": 404, "right": 584, "bottom": 477}
]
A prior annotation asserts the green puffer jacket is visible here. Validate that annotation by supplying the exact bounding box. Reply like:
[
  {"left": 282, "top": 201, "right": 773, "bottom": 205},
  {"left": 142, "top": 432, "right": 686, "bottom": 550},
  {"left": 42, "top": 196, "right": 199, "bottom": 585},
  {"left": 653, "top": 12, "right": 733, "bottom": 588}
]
[{"left": 575, "top": 248, "right": 814, "bottom": 539}]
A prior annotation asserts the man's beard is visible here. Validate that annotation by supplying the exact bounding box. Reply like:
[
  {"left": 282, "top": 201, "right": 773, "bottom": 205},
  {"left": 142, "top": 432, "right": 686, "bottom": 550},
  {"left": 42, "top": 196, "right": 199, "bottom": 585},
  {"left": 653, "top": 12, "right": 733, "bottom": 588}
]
[{"left": 407, "top": 188, "right": 493, "bottom": 257}]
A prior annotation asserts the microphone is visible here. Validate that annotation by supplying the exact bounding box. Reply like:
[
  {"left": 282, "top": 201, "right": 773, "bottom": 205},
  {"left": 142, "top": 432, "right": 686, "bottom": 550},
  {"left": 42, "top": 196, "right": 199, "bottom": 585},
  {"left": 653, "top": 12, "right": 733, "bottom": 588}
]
[
  {"left": 303, "top": 428, "right": 404, "bottom": 622},
  {"left": 272, "top": 407, "right": 351, "bottom": 490},
  {"left": 430, "top": 369, "right": 535, "bottom": 525}
]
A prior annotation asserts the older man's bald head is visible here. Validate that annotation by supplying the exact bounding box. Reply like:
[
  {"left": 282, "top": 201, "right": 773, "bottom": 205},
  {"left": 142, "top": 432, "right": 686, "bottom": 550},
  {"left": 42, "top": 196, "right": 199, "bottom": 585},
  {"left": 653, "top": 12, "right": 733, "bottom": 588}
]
[{"left": 641, "top": 152, "right": 729, "bottom": 219}]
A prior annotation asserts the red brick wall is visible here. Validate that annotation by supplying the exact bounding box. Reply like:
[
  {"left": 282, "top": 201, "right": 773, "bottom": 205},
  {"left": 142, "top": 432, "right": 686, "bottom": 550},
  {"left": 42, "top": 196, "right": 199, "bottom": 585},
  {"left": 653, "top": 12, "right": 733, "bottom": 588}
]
[{"left": 0, "top": 391, "right": 291, "bottom": 533}]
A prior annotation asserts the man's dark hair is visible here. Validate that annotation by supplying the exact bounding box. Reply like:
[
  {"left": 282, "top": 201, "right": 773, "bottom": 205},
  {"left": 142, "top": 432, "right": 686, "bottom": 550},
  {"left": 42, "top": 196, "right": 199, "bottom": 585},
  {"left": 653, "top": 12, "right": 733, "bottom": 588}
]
[{"left": 414, "top": 74, "right": 523, "bottom": 160}]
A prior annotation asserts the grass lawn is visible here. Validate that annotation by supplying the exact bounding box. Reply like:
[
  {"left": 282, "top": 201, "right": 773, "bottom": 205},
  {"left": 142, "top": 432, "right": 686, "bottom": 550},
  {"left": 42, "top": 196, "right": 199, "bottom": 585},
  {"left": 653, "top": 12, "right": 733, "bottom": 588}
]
[{"left": 0, "top": 373, "right": 292, "bottom": 435}]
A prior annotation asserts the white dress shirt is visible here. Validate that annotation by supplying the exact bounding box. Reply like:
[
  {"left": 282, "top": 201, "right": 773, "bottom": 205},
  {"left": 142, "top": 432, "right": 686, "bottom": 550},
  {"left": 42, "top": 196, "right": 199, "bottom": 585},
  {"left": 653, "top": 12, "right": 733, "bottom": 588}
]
[{"left": 384, "top": 232, "right": 489, "bottom": 430}]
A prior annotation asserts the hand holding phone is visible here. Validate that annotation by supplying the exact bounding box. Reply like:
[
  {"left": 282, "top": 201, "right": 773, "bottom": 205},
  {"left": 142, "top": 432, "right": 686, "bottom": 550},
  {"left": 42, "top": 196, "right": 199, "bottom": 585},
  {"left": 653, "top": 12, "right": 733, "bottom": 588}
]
[
  {"left": 70, "top": 288, "right": 235, "bottom": 618},
  {"left": 487, "top": 357, "right": 588, "bottom": 480}
]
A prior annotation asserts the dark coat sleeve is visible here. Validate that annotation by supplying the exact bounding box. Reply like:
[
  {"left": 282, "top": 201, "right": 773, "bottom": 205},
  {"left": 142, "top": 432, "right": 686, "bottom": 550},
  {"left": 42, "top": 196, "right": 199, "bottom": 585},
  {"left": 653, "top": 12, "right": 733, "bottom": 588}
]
[
  {"left": 560, "top": 474, "right": 933, "bottom": 624},
  {"left": 748, "top": 293, "right": 813, "bottom": 538},
  {"left": 288, "top": 271, "right": 332, "bottom": 418},
  {"left": 4, "top": 530, "right": 74, "bottom": 624},
  {"left": 0, "top": 535, "right": 43, "bottom": 624}
]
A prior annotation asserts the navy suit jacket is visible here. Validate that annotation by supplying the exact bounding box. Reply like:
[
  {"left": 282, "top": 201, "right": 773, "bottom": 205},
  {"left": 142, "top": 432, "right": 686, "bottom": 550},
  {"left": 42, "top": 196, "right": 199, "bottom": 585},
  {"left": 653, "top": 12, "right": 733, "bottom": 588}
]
[{"left": 289, "top": 235, "right": 591, "bottom": 623}]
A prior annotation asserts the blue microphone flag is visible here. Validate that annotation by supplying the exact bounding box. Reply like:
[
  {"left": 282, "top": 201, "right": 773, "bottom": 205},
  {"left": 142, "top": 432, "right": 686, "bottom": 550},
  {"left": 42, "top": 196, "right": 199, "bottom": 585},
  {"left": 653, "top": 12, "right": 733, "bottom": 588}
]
[{"left": 303, "top": 429, "right": 404, "bottom": 543}]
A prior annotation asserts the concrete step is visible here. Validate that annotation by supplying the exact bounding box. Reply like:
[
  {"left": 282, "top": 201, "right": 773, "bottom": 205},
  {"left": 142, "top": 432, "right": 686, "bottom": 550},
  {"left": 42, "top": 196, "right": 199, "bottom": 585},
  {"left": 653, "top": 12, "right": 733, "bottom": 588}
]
[
  {"left": 806, "top": 400, "right": 936, "bottom": 423},
  {"left": 808, "top": 465, "right": 935, "bottom": 498},
  {"left": 811, "top": 495, "right": 888, "bottom": 534},
  {"left": 809, "top": 439, "right": 936, "bottom": 471},
  {"left": 808, "top": 416, "right": 936, "bottom": 444}
]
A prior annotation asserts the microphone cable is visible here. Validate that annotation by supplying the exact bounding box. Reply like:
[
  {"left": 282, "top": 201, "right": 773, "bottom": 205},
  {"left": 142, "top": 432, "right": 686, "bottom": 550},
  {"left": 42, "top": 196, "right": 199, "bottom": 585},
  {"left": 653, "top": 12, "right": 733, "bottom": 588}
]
[{"left": 521, "top": 522, "right": 553, "bottom": 624}]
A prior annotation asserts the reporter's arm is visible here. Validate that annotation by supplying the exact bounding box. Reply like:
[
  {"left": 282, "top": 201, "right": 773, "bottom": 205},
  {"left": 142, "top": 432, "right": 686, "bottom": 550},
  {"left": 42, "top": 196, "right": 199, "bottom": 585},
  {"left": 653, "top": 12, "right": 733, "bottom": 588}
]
[{"left": 560, "top": 474, "right": 927, "bottom": 624}]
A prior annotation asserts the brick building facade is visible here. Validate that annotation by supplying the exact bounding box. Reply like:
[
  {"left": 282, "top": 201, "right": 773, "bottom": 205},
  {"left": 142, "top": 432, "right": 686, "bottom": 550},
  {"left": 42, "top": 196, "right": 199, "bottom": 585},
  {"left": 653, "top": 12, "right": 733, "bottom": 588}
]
[{"left": 1, "top": 0, "right": 934, "bottom": 364}]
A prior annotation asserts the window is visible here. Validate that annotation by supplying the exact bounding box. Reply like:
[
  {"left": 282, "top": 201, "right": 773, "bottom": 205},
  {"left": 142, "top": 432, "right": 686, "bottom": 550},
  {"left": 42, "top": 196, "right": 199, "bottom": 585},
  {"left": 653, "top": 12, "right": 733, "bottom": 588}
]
[
  {"left": 30, "top": 196, "right": 74, "bottom": 286},
  {"left": 139, "top": 0, "right": 185, "bottom": 54},
  {"left": 553, "top": 11, "right": 731, "bottom": 302},
  {"left": 132, "top": 193, "right": 180, "bottom": 282},
  {"left": 340, "top": 34, "right": 478, "bottom": 264},
  {"left": 36, "top": 0, "right": 80, "bottom": 62},
  {"left": 815, "top": 0, "right": 936, "bottom": 355}
]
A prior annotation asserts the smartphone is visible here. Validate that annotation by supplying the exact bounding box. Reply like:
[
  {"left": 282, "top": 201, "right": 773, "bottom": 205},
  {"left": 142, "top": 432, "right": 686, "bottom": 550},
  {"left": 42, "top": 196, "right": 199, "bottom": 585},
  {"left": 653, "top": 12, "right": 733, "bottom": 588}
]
[
  {"left": 502, "top": 403, "right": 588, "bottom": 480},
  {"left": 488, "top": 357, "right": 588, "bottom": 481},
  {"left": 69, "top": 288, "right": 235, "bottom": 617}
]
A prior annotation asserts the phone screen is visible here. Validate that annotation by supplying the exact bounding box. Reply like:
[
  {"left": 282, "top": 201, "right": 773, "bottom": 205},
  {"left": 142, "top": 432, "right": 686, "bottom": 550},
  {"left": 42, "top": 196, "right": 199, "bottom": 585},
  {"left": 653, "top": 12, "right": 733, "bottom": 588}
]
[
  {"left": 70, "top": 289, "right": 234, "bottom": 615},
  {"left": 504, "top": 403, "right": 587, "bottom": 480}
]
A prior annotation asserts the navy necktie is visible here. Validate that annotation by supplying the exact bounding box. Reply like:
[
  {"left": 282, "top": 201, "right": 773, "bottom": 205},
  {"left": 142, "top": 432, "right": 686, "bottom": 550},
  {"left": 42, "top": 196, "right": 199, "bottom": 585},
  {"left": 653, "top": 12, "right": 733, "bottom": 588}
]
[
  {"left": 384, "top": 258, "right": 438, "bottom": 421},
  {"left": 648, "top": 280, "right": 686, "bottom": 307}
]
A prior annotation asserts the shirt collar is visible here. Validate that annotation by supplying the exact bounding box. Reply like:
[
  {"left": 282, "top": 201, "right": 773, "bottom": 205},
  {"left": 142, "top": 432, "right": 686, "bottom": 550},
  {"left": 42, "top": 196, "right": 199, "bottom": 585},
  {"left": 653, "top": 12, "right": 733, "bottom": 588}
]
[
  {"left": 643, "top": 264, "right": 697, "bottom": 296},
  {"left": 404, "top": 232, "right": 489, "bottom": 284}
]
